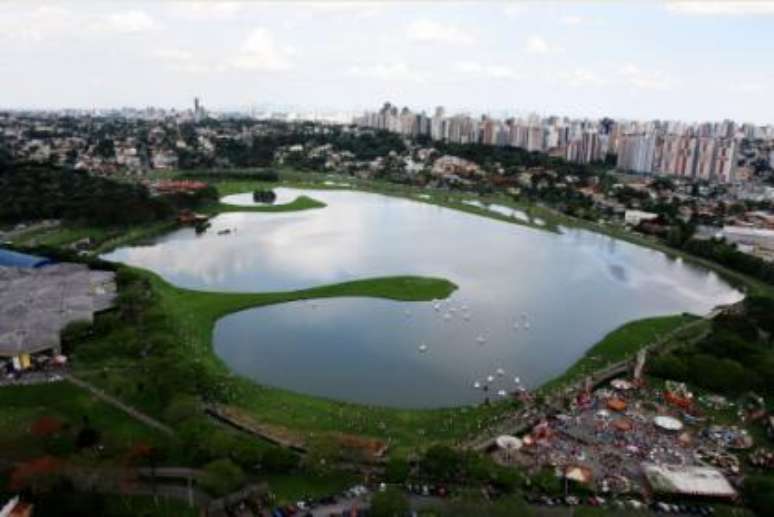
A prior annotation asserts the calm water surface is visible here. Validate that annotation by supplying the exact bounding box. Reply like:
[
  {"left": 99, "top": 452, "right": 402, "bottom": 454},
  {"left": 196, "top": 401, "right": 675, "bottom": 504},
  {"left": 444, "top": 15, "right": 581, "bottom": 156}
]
[{"left": 103, "top": 188, "right": 742, "bottom": 408}]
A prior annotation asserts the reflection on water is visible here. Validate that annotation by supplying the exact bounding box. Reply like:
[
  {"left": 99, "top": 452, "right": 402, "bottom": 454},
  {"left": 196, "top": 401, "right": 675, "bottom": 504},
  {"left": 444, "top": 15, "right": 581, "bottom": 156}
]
[{"left": 103, "top": 188, "right": 743, "bottom": 408}]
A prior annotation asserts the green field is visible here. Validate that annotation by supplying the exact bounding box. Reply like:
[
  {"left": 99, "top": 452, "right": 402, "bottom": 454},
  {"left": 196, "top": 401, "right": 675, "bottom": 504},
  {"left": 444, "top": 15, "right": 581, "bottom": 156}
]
[
  {"left": 0, "top": 382, "right": 171, "bottom": 463},
  {"left": 9, "top": 167, "right": 769, "bottom": 462}
]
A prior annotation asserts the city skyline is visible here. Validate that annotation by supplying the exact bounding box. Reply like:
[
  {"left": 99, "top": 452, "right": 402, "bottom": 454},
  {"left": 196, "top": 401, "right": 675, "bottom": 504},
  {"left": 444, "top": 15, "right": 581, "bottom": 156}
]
[{"left": 2, "top": 1, "right": 774, "bottom": 124}]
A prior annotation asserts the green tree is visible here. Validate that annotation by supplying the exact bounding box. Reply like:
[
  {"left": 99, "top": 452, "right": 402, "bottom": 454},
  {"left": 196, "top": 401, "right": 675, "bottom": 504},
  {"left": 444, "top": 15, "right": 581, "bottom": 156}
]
[
  {"left": 199, "top": 459, "right": 245, "bottom": 496},
  {"left": 370, "top": 488, "right": 409, "bottom": 517},
  {"left": 384, "top": 457, "right": 411, "bottom": 484}
]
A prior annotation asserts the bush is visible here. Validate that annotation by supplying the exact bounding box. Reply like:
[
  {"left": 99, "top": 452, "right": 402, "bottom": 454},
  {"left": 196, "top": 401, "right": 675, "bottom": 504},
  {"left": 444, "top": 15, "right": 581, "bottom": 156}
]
[
  {"left": 742, "top": 475, "right": 774, "bottom": 516},
  {"left": 60, "top": 320, "right": 93, "bottom": 353},
  {"left": 420, "top": 446, "right": 463, "bottom": 482},
  {"left": 649, "top": 355, "right": 689, "bottom": 382},
  {"left": 260, "top": 447, "right": 300, "bottom": 473},
  {"left": 199, "top": 459, "right": 245, "bottom": 496},
  {"left": 384, "top": 458, "right": 410, "bottom": 484},
  {"left": 370, "top": 488, "right": 409, "bottom": 517},
  {"left": 689, "top": 354, "right": 750, "bottom": 394},
  {"left": 163, "top": 395, "right": 200, "bottom": 424}
]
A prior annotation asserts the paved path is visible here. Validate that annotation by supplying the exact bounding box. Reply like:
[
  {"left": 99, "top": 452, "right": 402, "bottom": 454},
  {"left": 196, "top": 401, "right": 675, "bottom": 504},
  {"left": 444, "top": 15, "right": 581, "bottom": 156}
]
[{"left": 64, "top": 373, "right": 175, "bottom": 436}]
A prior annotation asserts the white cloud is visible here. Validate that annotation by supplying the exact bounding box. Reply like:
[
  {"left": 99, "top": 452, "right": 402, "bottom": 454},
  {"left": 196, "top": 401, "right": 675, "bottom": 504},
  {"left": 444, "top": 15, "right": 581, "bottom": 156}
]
[
  {"left": 0, "top": 6, "right": 159, "bottom": 41},
  {"left": 302, "top": 1, "right": 386, "bottom": 17},
  {"left": 730, "top": 82, "right": 766, "bottom": 93},
  {"left": 564, "top": 67, "right": 607, "bottom": 87},
  {"left": 560, "top": 15, "right": 584, "bottom": 25},
  {"left": 167, "top": 2, "right": 246, "bottom": 20},
  {"left": 503, "top": 5, "right": 527, "bottom": 17},
  {"left": 98, "top": 11, "right": 159, "bottom": 33},
  {"left": 455, "top": 61, "right": 519, "bottom": 79},
  {"left": 154, "top": 49, "right": 194, "bottom": 62},
  {"left": 525, "top": 35, "right": 561, "bottom": 54},
  {"left": 665, "top": 1, "right": 774, "bottom": 15},
  {"left": 405, "top": 20, "right": 474, "bottom": 46},
  {"left": 0, "top": 6, "right": 73, "bottom": 42},
  {"left": 348, "top": 62, "right": 425, "bottom": 82},
  {"left": 618, "top": 63, "right": 676, "bottom": 90},
  {"left": 152, "top": 48, "right": 210, "bottom": 73},
  {"left": 229, "top": 28, "right": 293, "bottom": 71}
]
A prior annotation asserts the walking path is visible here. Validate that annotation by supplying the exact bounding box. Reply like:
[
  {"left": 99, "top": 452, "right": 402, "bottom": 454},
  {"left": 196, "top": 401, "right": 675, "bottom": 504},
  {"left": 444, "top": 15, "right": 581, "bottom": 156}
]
[{"left": 64, "top": 373, "right": 175, "bottom": 436}]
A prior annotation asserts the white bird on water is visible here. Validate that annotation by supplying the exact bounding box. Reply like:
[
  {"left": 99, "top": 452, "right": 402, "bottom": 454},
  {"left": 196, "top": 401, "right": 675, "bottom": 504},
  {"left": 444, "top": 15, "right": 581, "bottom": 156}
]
[
  {"left": 418, "top": 343, "right": 428, "bottom": 353},
  {"left": 513, "top": 322, "right": 520, "bottom": 330},
  {"left": 497, "top": 390, "right": 507, "bottom": 397},
  {"left": 486, "top": 375, "right": 495, "bottom": 383},
  {"left": 496, "top": 368, "right": 505, "bottom": 377},
  {"left": 443, "top": 312, "right": 452, "bottom": 321},
  {"left": 473, "top": 381, "right": 481, "bottom": 389},
  {"left": 524, "top": 322, "right": 531, "bottom": 330},
  {"left": 433, "top": 303, "right": 441, "bottom": 311},
  {"left": 514, "top": 376, "right": 521, "bottom": 384},
  {"left": 476, "top": 335, "right": 486, "bottom": 345}
]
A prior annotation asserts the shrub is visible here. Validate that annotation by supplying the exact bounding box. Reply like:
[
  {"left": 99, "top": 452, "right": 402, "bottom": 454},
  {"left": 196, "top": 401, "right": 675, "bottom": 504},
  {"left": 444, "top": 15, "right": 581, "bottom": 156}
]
[
  {"left": 384, "top": 457, "right": 410, "bottom": 484},
  {"left": 163, "top": 395, "right": 200, "bottom": 424},
  {"left": 260, "top": 447, "right": 300, "bottom": 473},
  {"left": 649, "top": 355, "right": 689, "bottom": 382},
  {"left": 370, "top": 488, "right": 409, "bottom": 517},
  {"left": 199, "top": 459, "right": 245, "bottom": 496},
  {"left": 742, "top": 475, "right": 774, "bottom": 516}
]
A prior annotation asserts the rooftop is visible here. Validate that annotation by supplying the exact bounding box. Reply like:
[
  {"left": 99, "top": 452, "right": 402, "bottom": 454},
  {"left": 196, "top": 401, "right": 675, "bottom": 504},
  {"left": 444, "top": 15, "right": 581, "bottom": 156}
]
[
  {"left": 641, "top": 463, "right": 736, "bottom": 499},
  {"left": 0, "top": 263, "right": 116, "bottom": 357}
]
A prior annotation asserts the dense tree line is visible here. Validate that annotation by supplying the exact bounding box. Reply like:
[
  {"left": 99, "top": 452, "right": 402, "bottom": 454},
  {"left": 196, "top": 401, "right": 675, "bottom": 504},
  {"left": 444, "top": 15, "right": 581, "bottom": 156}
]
[
  {"left": 0, "top": 162, "right": 172, "bottom": 225},
  {"left": 650, "top": 296, "right": 774, "bottom": 395},
  {"left": 681, "top": 238, "right": 774, "bottom": 285},
  {"left": 432, "top": 141, "right": 603, "bottom": 177}
]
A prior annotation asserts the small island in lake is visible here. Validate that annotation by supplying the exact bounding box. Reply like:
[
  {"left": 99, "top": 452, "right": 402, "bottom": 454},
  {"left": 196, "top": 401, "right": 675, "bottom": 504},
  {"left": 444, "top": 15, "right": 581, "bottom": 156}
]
[{"left": 253, "top": 189, "right": 277, "bottom": 203}]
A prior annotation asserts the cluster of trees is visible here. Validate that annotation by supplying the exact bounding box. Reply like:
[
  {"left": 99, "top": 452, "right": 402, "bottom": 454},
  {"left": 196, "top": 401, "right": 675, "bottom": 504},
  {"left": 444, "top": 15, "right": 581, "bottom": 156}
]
[
  {"left": 0, "top": 162, "right": 218, "bottom": 225},
  {"left": 432, "top": 141, "right": 603, "bottom": 178},
  {"left": 0, "top": 163, "right": 171, "bottom": 225},
  {"left": 682, "top": 238, "right": 774, "bottom": 285},
  {"left": 650, "top": 296, "right": 774, "bottom": 395},
  {"left": 62, "top": 267, "right": 302, "bottom": 484}
]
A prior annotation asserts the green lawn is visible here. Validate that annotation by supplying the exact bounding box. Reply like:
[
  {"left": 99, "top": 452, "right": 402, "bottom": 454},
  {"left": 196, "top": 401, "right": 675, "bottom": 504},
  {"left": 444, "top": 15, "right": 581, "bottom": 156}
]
[
  {"left": 0, "top": 382, "right": 170, "bottom": 463},
  {"left": 264, "top": 471, "right": 359, "bottom": 504},
  {"left": 72, "top": 268, "right": 515, "bottom": 455},
  {"left": 200, "top": 169, "right": 559, "bottom": 233},
  {"left": 208, "top": 194, "right": 326, "bottom": 215}
]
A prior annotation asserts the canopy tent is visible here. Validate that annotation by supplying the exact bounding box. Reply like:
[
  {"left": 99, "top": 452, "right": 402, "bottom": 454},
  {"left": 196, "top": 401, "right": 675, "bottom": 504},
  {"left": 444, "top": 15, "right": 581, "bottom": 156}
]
[{"left": 0, "top": 248, "right": 53, "bottom": 269}]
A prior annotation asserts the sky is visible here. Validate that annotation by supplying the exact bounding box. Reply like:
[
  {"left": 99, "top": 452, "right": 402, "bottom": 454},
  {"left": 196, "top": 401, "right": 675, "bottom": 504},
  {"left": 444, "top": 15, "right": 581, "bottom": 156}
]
[{"left": 1, "top": 1, "right": 773, "bottom": 124}]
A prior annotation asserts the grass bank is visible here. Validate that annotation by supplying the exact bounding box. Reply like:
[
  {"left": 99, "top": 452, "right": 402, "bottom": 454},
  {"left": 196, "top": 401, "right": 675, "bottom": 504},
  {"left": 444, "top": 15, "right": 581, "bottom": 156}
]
[
  {"left": 538, "top": 314, "right": 704, "bottom": 394},
  {"left": 207, "top": 195, "right": 326, "bottom": 215},
  {"left": 180, "top": 168, "right": 559, "bottom": 233},
  {"left": 76, "top": 270, "right": 517, "bottom": 456},
  {"left": 0, "top": 382, "right": 171, "bottom": 464}
]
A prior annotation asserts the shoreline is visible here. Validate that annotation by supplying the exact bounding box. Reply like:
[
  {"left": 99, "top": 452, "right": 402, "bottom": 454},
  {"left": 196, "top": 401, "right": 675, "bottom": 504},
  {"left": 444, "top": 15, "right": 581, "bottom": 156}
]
[{"left": 14, "top": 170, "right": 766, "bottom": 451}]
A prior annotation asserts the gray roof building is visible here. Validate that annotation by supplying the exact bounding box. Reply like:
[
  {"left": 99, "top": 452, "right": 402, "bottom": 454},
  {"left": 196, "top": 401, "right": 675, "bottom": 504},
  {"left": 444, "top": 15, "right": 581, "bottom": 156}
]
[{"left": 0, "top": 263, "right": 116, "bottom": 358}]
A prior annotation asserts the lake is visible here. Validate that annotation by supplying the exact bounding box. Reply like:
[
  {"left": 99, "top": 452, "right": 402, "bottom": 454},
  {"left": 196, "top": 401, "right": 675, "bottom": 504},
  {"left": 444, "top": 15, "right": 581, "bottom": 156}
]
[{"left": 102, "top": 187, "right": 743, "bottom": 408}]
